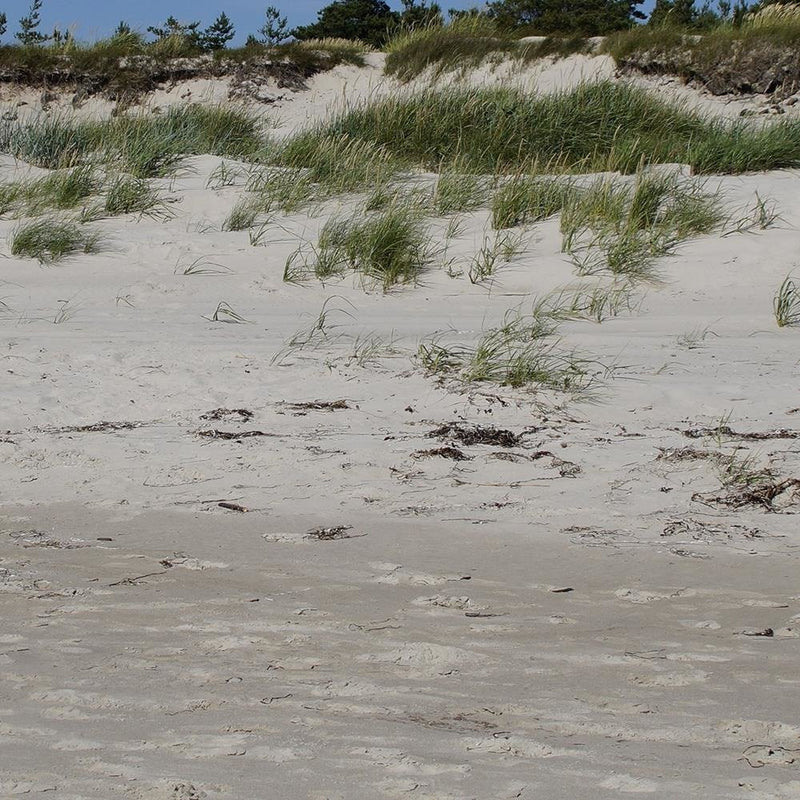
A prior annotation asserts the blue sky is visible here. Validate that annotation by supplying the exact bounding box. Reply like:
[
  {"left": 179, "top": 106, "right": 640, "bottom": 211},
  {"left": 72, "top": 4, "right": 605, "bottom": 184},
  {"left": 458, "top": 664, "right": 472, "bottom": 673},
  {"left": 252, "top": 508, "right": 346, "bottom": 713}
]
[
  {"left": 1, "top": 0, "right": 658, "bottom": 44},
  {"left": 0, "top": 0, "right": 464, "bottom": 43}
]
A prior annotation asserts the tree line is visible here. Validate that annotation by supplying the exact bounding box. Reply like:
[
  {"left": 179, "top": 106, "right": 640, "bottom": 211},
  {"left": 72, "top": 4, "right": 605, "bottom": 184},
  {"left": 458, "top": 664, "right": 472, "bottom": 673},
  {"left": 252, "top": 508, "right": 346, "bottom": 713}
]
[{"left": 0, "top": 0, "right": 784, "bottom": 51}]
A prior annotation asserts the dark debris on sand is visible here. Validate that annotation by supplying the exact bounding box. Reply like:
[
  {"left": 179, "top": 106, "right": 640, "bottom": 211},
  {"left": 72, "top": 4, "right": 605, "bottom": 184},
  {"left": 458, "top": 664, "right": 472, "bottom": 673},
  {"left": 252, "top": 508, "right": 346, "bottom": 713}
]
[
  {"left": 201, "top": 408, "right": 254, "bottom": 422},
  {"left": 693, "top": 478, "right": 800, "bottom": 511},
  {"left": 413, "top": 446, "right": 471, "bottom": 461},
  {"left": 428, "top": 423, "right": 522, "bottom": 448},
  {"left": 196, "top": 429, "right": 275, "bottom": 440},
  {"left": 305, "top": 525, "right": 360, "bottom": 541},
  {"left": 682, "top": 425, "right": 800, "bottom": 441}
]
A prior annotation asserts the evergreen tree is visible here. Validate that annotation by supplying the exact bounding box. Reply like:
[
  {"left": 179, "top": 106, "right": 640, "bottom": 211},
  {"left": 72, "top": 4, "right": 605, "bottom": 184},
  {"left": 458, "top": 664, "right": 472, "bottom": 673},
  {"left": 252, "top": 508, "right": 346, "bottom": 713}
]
[
  {"left": 292, "top": 0, "right": 400, "bottom": 47},
  {"left": 258, "top": 5, "right": 290, "bottom": 45},
  {"left": 201, "top": 11, "right": 235, "bottom": 50},
  {"left": 400, "top": 0, "right": 444, "bottom": 29},
  {"left": 487, "top": 0, "right": 645, "bottom": 34},
  {"left": 17, "top": 0, "right": 49, "bottom": 45},
  {"left": 648, "top": 0, "right": 696, "bottom": 26},
  {"left": 147, "top": 15, "right": 202, "bottom": 46},
  {"left": 0, "top": 13, "right": 7, "bottom": 39}
]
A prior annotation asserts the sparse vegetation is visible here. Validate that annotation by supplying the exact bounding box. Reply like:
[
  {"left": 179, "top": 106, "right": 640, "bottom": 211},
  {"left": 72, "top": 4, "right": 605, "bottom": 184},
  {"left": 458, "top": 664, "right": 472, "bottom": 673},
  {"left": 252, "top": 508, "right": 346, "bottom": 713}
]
[
  {"left": 103, "top": 175, "right": 172, "bottom": 219},
  {"left": 418, "top": 302, "right": 601, "bottom": 393},
  {"left": 291, "top": 204, "right": 435, "bottom": 290},
  {"left": 11, "top": 218, "right": 101, "bottom": 263},
  {"left": 604, "top": 10, "right": 800, "bottom": 98},
  {"left": 774, "top": 274, "right": 800, "bottom": 327},
  {"left": 385, "top": 17, "right": 593, "bottom": 82}
]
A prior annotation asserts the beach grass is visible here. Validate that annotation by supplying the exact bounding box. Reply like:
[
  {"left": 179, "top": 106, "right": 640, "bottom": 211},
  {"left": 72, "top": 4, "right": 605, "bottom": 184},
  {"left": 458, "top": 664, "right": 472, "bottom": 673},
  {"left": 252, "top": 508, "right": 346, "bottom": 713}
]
[
  {"left": 385, "top": 18, "right": 591, "bottom": 82},
  {"left": 418, "top": 303, "right": 598, "bottom": 392},
  {"left": 774, "top": 275, "right": 800, "bottom": 327},
  {"left": 283, "top": 81, "right": 800, "bottom": 175},
  {"left": 10, "top": 217, "right": 101, "bottom": 263},
  {"left": 0, "top": 105, "right": 265, "bottom": 177},
  {"left": 492, "top": 175, "right": 576, "bottom": 229},
  {"left": 103, "top": 174, "right": 172, "bottom": 219},
  {"left": 296, "top": 203, "right": 434, "bottom": 290}
]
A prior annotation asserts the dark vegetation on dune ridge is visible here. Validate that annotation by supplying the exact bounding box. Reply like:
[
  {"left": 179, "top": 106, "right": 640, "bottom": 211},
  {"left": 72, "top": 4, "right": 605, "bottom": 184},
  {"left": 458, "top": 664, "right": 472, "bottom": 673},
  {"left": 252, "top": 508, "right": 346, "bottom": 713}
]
[
  {"left": 383, "top": 16, "right": 594, "bottom": 82},
  {"left": 282, "top": 81, "right": 800, "bottom": 174},
  {"left": 384, "top": 6, "right": 800, "bottom": 99},
  {"left": 0, "top": 39, "right": 369, "bottom": 104},
  {"left": 604, "top": 17, "right": 800, "bottom": 99}
]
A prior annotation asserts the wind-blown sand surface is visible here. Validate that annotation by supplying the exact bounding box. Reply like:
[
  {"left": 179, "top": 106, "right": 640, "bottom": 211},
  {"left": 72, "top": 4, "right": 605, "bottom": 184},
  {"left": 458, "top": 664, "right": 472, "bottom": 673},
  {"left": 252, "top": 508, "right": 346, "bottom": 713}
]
[{"left": 1, "top": 54, "right": 800, "bottom": 799}]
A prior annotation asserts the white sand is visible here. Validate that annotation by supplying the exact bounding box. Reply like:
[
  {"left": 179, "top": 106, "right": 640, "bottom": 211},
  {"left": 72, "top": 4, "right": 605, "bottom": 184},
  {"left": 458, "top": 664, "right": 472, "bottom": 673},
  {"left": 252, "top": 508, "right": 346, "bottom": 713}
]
[{"left": 1, "top": 55, "right": 800, "bottom": 799}]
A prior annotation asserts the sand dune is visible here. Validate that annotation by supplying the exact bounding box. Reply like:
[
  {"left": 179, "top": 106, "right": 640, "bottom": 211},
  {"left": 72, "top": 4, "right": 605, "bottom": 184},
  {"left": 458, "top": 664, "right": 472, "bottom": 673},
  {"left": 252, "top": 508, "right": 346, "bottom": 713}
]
[{"left": 1, "top": 54, "right": 800, "bottom": 798}]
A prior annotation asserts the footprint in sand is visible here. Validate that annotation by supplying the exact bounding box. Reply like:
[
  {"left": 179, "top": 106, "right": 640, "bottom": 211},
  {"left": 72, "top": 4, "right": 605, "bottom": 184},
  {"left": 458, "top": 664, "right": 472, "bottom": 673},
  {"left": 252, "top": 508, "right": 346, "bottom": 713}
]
[
  {"left": 615, "top": 587, "right": 696, "bottom": 604},
  {"left": 599, "top": 774, "right": 660, "bottom": 793},
  {"left": 358, "top": 641, "right": 486, "bottom": 677},
  {"left": 630, "top": 670, "right": 709, "bottom": 687},
  {"left": 371, "top": 562, "right": 471, "bottom": 586}
]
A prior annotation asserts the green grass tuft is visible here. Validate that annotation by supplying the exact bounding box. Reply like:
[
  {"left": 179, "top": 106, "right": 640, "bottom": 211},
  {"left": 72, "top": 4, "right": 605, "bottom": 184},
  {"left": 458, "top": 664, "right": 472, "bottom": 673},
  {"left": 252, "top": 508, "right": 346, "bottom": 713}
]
[
  {"left": 492, "top": 175, "right": 576, "bottom": 229},
  {"left": 103, "top": 174, "right": 171, "bottom": 219},
  {"left": 285, "top": 81, "right": 800, "bottom": 175},
  {"left": 418, "top": 303, "right": 599, "bottom": 393},
  {"left": 0, "top": 105, "right": 266, "bottom": 177},
  {"left": 307, "top": 204, "right": 434, "bottom": 290},
  {"left": 774, "top": 275, "right": 800, "bottom": 327},
  {"left": 11, "top": 217, "right": 101, "bottom": 263}
]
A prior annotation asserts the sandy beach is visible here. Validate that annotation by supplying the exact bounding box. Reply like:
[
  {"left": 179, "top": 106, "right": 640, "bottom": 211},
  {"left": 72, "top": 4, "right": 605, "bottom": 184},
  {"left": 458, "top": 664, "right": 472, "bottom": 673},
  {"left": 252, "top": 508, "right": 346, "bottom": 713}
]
[{"left": 1, "top": 53, "right": 800, "bottom": 798}]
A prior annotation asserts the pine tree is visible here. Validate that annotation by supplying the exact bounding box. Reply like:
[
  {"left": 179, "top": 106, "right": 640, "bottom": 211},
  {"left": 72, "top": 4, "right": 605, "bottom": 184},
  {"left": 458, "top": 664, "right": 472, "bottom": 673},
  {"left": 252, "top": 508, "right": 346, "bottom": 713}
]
[
  {"left": 400, "top": 0, "right": 444, "bottom": 29},
  {"left": 147, "top": 15, "right": 201, "bottom": 45},
  {"left": 259, "top": 6, "right": 289, "bottom": 45},
  {"left": 201, "top": 12, "right": 235, "bottom": 50},
  {"left": 17, "top": 0, "right": 49, "bottom": 45},
  {"left": 292, "top": 0, "right": 400, "bottom": 47},
  {"left": 487, "top": 0, "right": 645, "bottom": 34},
  {"left": 0, "top": 13, "right": 7, "bottom": 39}
]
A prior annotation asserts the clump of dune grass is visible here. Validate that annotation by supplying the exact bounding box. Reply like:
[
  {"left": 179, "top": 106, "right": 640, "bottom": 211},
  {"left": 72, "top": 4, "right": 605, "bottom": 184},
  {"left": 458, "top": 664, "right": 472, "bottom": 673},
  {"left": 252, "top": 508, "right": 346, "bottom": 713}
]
[
  {"left": 0, "top": 105, "right": 266, "bottom": 177},
  {"left": 23, "top": 166, "right": 100, "bottom": 213},
  {"left": 298, "top": 204, "right": 434, "bottom": 291},
  {"left": 418, "top": 303, "right": 599, "bottom": 393},
  {"left": 222, "top": 196, "right": 261, "bottom": 231},
  {"left": 468, "top": 230, "right": 525, "bottom": 284},
  {"left": 365, "top": 182, "right": 432, "bottom": 212},
  {"left": 774, "top": 275, "right": 800, "bottom": 327},
  {"left": 246, "top": 168, "right": 317, "bottom": 213},
  {"left": 561, "top": 282, "right": 638, "bottom": 322},
  {"left": 385, "top": 16, "right": 513, "bottom": 82},
  {"left": 384, "top": 18, "right": 591, "bottom": 82},
  {"left": 0, "top": 166, "right": 101, "bottom": 218},
  {"left": 0, "top": 115, "right": 94, "bottom": 169},
  {"left": 434, "top": 166, "right": 491, "bottom": 214},
  {"left": 10, "top": 218, "right": 101, "bottom": 263},
  {"left": 103, "top": 174, "right": 172, "bottom": 219},
  {"left": 560, "top": 173, "right": 724, "bottom": 279},
  {"left": 492, "top": 175, "right": 577, "bottom": 229},
  {"left": 288, "top": 81, "right": 800, "bottom": 175},
  {"left": 100, "top": 105, "right": 265, "bottom": 177},
  {"left": 275, "top": 134, "right": 400, "bottom": 196}
]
